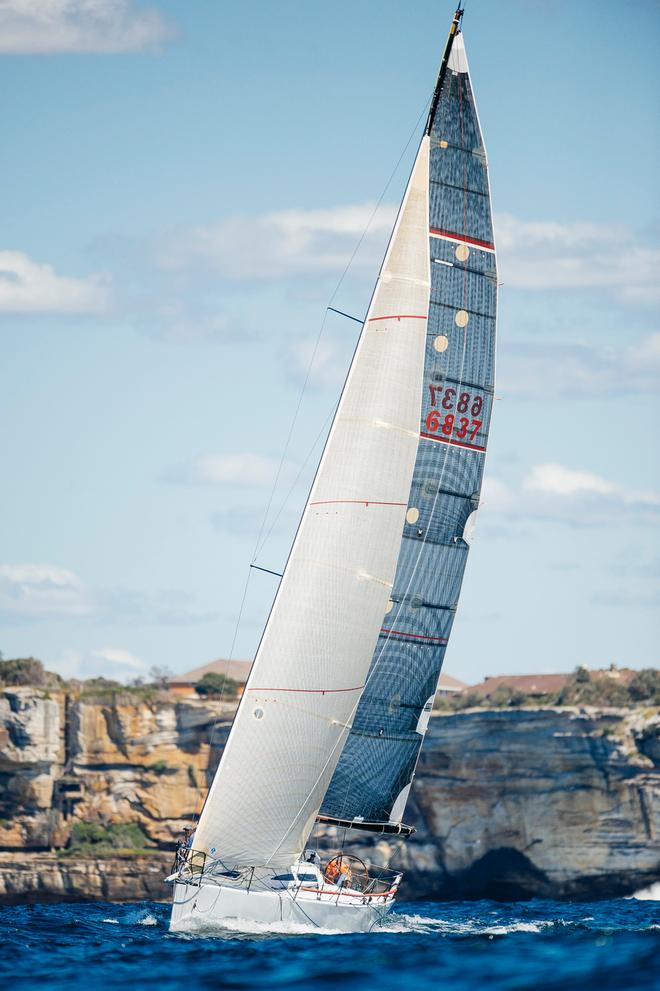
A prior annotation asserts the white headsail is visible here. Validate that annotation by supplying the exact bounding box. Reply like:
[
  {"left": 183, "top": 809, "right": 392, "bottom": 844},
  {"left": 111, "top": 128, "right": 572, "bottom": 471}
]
[{"left": 194, "top": 138, "right": 432, "bottom": 869}]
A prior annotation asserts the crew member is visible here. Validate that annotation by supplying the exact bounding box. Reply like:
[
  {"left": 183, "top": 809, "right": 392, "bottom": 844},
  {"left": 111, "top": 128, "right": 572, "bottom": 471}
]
[{"left": 175, "top": 825, "right": 194, "bottom": 869}]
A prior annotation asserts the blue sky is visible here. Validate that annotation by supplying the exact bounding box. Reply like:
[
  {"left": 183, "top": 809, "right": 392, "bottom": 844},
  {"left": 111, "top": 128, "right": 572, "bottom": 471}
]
[{"left": 1, "top": 0, "right": 658, "bottom": 685}]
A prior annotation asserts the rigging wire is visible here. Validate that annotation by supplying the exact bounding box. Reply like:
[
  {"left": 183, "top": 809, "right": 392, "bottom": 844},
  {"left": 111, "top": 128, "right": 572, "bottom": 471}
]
[{"left": 251, "top": 95, "right": 433, "bottom": 569}]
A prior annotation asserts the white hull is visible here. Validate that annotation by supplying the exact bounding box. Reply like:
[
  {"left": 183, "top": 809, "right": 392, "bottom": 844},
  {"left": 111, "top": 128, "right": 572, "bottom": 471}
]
[{"left": 169, "top": 866, "right": 397, "bottom": 934}]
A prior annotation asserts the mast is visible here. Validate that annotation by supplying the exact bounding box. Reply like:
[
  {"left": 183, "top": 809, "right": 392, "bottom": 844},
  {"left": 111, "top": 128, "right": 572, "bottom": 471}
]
[{"left": 424, "top": 5, "right": 464, "bottom": 136}]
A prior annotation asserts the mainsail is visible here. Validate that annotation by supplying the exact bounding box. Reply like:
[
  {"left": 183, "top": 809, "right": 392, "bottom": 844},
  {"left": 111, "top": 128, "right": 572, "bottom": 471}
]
[
  {"left": 320, "top": 24, "right": 497, "bottom": 829},
  {"left": 194, "top": 138, "right": 433, "bottom": 869}
]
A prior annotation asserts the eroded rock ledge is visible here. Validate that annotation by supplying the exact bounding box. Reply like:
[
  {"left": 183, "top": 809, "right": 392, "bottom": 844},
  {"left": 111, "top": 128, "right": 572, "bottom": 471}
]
[{"left": 0, "top": 688, "right": 658, "bottom": 903}]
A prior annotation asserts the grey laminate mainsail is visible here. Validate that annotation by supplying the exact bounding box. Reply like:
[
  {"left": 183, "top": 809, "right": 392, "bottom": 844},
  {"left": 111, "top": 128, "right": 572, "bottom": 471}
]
[{"left": 320, "top": 20, "right": 497, "bottom": 831}]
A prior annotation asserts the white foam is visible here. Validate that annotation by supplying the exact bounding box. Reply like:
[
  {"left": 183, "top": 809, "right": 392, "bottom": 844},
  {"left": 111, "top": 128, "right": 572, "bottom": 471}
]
[
  {"left": 482, "top": 922, "right": 549, "bottom": 935},
  {"left": 137, "top": 914, "right": 158, "bottom": 927},
  {"left": 102, "top": 918, "right": 119, "bottom": 925},
  {"left": 383, "top": 914, "right": 553, "bottom": 936},
  {"left": 628, "top": 882, "right": 660, "bottom": 901},
  {"left": 176, "top": 915, "right": 345, "bottom": 938}
]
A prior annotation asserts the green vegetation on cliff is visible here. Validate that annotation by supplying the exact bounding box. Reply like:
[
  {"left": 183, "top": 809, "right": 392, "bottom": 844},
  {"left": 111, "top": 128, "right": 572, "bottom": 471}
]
[
  {"left": 62, "top": 822, "right": 155, "bottom": 857},
  {"left": 194, "top": 671, "right": 240, "bottom": 698},
  {"left": 435, "top": 667, "right": 660, "bottom": 711}
]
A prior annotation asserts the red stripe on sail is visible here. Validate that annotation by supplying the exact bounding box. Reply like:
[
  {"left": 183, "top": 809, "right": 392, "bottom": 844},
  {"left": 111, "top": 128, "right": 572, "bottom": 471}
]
[
  {"left": 420, "top": 431, "right": 487, "bottom": 453},
  {"left": 381, "top": 628, "right": 448, "bottom": 644},
  {"left": 310, "top": 500, "right": 407, "bottom": 507},
  {"left": 429, "top": 227, "right": 495, "bottom": 251},
  {"left": 248, "top": 685, "right": 364, "bottom": 694},
  {"left": 367, "top": 314, "right": 427, "bottom": 322}
]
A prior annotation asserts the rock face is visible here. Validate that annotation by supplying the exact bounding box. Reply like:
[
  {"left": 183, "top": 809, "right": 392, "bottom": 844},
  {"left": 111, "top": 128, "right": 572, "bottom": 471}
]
[
  {"left": 0, "top": 688, "right": 232, "bottom": 853},
  {"left": 0, "top": 687, "right": 658, "bottom": 903},
  {"left": 396, "top": 708, "right": 660, "bottom": 899},
  {"left": 0, "top": 852, "right": 171, "bottom": 905}
]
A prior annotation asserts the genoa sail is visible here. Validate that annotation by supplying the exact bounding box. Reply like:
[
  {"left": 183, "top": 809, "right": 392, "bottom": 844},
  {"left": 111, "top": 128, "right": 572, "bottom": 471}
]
[
  {"left": 193, "top": 139, "right": 433, "bottom": 869},
  {"left": 320, "top": 28, "right": 497, "bottom": 829}
]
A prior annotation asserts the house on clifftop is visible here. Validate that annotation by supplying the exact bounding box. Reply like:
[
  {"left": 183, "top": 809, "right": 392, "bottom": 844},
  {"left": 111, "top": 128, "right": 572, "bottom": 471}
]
[
  {"left": 168, "top": 659, "right": 252, "bottom": 698},
  {"left": 169, "top": 659, "right": 467, "bottom": 701}
]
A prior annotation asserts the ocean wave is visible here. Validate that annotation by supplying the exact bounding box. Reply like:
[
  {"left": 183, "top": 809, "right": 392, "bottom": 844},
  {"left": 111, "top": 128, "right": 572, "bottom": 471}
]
[
  {"left": 481, "top": 922, "right": 551, "bottom": 935},
  {"left": 628, "top": 882, "right": 660, "bottom": 901},
  {"left": 174, "top": 915, "right": 345, "bottom": 938},
  {"left": 381, "top": 914, "right": 553, "bottom": 936}
]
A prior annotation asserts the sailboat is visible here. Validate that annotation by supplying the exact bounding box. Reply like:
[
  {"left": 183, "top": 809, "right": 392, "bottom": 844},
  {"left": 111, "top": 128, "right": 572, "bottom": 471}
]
[{"left": 169, "top": 5, "right": 497, "bottom": 934}]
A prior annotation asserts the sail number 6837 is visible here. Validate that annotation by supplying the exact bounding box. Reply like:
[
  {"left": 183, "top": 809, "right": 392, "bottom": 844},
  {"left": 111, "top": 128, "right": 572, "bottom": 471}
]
[
  {"left": 425, "top": 410, "right": 482, "bottom": 442},
  {"left": 429, "top": 385, "right": 483, "bottom": 415}
]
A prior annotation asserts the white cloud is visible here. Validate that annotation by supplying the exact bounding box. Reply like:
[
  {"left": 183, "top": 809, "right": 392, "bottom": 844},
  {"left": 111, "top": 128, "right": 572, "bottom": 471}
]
[
  {"left": 524, "top": 464, "right": 618, "bottom": 499},
  {"left": 90, "top": 645, "right": 147, "bottom": 673},
  {"left": 0, "top": 562, "right": 215, "bottom": 626},
  {"left": 498, "top": 332, "right": 660, "bottom": 399},
  {"left": 0, "top": 563, "right": 92, "bottom": 619},
  {"left": 629, "top": 331, "right": 660, "bottom": 370},
  {"left": 51, "top": 645, "right": 149, "bottom": 681},
  {"left": 0, "top": 250, "right": 109, "bottom": 313},
  {"left": 211, "top": 502, "right": 300, "bottom": 539},
  {"left": 154, "top": 203, "right": 659, "bottom": 305},
  {"left": 290, "top": 337, "right": 350, "bottom": 390},
  {"left": 0, "top": 0, "right": 174, "bottom": 54},
  {"left": 524, "top": 463, "right": 660, "bottom": 508},
  {"left": 156, "top": 203, "right": 397, "bottom": 280},
  {"left": 166, "top": 452, "right": 297, "bottom": 488},
  {"left": 495, "top": 213, "right": 660, "bottom": 302},
  {"left": 479, "top": 463, "right": 660, "bottom": 532}
]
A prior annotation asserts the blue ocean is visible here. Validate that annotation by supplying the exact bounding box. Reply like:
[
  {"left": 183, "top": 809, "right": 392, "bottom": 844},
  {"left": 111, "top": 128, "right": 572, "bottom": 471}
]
[{"left": 1, "top": 898, "right": 659, "bottom": 990}]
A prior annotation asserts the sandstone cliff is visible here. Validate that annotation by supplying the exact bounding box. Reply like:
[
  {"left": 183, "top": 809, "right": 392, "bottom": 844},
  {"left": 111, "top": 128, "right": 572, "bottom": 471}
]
[{"left": 0, "top": 687, "right": 658, "bottom": 903}]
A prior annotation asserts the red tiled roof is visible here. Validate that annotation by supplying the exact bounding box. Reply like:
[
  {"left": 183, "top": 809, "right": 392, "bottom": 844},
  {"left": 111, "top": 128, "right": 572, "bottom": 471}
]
[
  {"left": 169, "top": 659, "right": 252, "bottom": 685},
  {"left": 470, "top": 668, "right": 639, "bottom": 697},
  {"left": 436, "top": 673, "right": 468, "bottom": 692},
  {"left": 470, "top": 674, "right": 569, "bottom": 696}
]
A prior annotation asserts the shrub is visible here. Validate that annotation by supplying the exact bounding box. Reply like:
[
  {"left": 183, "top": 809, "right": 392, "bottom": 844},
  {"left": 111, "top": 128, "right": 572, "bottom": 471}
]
[
  {"left": 629, "top": 669, "right": 660, "bottom": 704},
  {"left": 148, "top": 761, "right": 172, "bottom": 776},
  {"left": 194, "top": 672, "right": 240, "bottom": 698},
  {"left": 67, "top": 821, "right": 154, "bottom": 854},
  {"left": 0, "top": 657, "right": 46, "bottom": 686}
]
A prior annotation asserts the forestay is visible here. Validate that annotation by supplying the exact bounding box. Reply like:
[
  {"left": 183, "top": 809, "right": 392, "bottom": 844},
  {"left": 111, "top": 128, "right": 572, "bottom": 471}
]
[
  {"left": 321, "top": 31, "right": 497, "bottom": 828},
  {"left": 194, "top": 139, "right": 432, "bottom": 869}
]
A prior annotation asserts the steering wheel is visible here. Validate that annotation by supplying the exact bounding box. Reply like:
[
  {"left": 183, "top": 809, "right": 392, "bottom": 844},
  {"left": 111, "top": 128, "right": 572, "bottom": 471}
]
[{"left": 324, "top": 853, "right": 370, "bottom": 890}]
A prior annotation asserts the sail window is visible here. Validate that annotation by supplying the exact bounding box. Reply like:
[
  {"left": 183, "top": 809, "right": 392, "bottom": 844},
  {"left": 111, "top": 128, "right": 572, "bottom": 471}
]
[
  {"left": 433, "top": 335, "right": 449, "bottom": 353},
  {"left": 388, "top": 693, "right": 401, "bottom": 714},
  {"left": 406, "top": 507, "right": 420, "bottom": 525},
  {"left": 253, "top": 707, "right": 264, "bottom": 720},
  {"left": 410, "top": 595, "right": 423, "bottom": 609},
  {"left": 455, "top": 244, "right": 470, "bottom": 262},
  {"left": 455, "top": 310, "right": 469, "bottom": 327}
]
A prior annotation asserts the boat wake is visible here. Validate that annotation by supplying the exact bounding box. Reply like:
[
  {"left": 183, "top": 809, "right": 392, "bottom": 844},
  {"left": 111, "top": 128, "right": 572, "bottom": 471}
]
[
  {"left": 172, "top": 915, "right": 347, "bottom": 939},
  {"left": 172, "top": 912, "right": 557, "bottom": 939},
  {"left": 628, "top": 882, "right": 660, "bottom": 901},
  {"left": 382, "top": 913, "right": 554, "bottom": 936}
]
